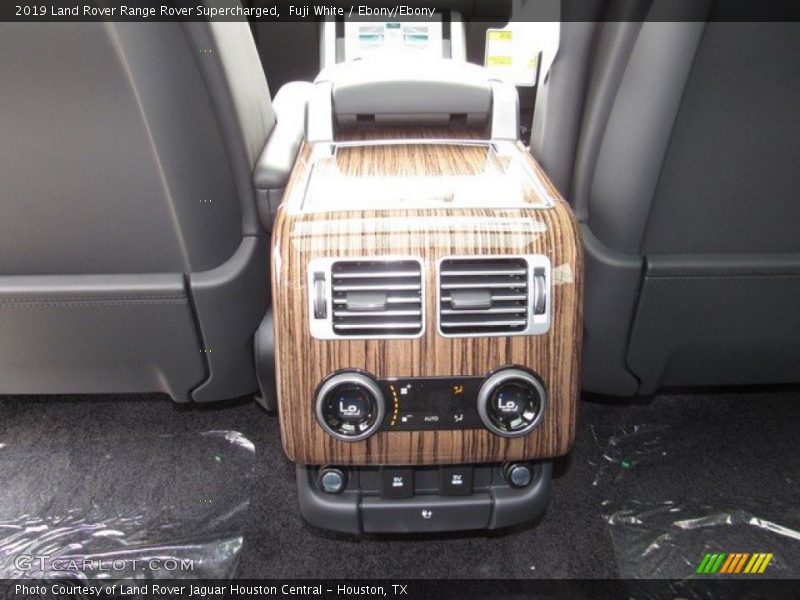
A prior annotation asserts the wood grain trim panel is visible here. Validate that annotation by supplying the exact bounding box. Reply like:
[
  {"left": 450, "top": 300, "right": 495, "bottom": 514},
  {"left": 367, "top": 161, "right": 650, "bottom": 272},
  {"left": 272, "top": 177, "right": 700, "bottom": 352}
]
[{"left": 271, "top": 138, "right": 582, "bottom": 466}]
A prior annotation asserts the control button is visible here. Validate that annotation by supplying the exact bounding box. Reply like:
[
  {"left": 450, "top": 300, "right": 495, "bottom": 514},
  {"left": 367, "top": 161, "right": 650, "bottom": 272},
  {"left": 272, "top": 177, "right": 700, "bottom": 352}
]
[
  {"left": 398, "top": 413, "right": 415, "bottom": 425},
  {"left": 533, "top": 273, "right": 547, "bottom": 315},
  {"left": 381, "top": 468, "right": 414, "bottom": 499},
  {"left": 439, "top": 466, "right": 473, "bottom": 496},
  {"left": 318, "top": 467, "right": 348, "bottom": 494},
  {"left": 477, "top": 368, "right": 547, "bottom": 438},
  {"left": 315, "top": 371, "right": 386, "bottom": 442},
  {"left": 361, "top": 495, "right": 492, "bottom": 533},
  {"left": 503, "top": 462, "right": 534, "bottom": 488},
  {"left": 312, "top": 272, "right": 327, "bottom": 319}
]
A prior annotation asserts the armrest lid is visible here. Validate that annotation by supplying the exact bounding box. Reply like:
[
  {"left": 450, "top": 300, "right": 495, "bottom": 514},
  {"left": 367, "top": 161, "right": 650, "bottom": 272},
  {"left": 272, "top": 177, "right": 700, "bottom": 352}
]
[
  {"left": 320, "top": 58, "right": 493, "bottom": 118},
  {"left": 254, "top": 81, "right": 312, "bottom": 191}
]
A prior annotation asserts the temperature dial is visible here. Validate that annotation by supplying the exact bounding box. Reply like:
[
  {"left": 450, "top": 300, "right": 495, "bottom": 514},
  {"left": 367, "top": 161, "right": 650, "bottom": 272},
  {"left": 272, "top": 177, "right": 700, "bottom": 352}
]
[
  {"left": 477, "top": 368, "right": 547, "bottom": 437},
  {"left": 315, "top": 371, "right": 386, "bottom": 442}
]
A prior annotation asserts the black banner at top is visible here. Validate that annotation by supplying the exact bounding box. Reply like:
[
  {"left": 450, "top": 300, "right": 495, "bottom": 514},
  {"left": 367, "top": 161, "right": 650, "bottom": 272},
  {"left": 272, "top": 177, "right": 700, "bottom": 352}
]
[{"left": 3, "top": 0, "right": 800, "bottom": 22}]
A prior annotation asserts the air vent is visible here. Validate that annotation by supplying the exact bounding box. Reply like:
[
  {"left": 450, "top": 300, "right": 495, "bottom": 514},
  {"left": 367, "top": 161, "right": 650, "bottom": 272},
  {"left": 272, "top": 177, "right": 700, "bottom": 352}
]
[
  {"left": 308, "top": 258, "right": 424, "bottom": 339},
  {"left": 438, "top": 256, "right": 550, "bottom": 337}
]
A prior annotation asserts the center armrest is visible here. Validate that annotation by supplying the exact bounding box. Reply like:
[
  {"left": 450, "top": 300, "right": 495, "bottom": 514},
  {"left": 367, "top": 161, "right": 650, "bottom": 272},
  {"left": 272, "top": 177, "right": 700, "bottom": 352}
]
[{"left": 254, "top": 81, "right": 313, "bottom": 230}]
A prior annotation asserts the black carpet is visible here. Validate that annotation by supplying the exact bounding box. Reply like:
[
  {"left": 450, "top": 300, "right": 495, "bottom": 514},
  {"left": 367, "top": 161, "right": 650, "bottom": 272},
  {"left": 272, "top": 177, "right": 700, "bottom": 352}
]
[{"left": 0, "top": 387, "right": 798, "bottom": 579}]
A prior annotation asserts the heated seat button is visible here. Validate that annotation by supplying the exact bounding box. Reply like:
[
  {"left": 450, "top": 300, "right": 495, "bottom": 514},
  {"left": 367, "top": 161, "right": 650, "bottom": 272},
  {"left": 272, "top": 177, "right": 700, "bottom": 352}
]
[
  {"left": 439, "top": 466, "right": 473, "bottom": 496},
  {"left": 381, "top": 468, "right": 414, "bottom": 499}
]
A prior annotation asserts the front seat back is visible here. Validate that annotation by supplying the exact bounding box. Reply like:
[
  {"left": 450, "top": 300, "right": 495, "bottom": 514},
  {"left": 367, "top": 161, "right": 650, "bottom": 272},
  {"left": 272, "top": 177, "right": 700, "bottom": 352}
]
[
  {"left": 533, "top": 0, "right": 800, "bottom": 394},
  {"left": 0, "top": 20, "right": 275, "bottom": 401}
]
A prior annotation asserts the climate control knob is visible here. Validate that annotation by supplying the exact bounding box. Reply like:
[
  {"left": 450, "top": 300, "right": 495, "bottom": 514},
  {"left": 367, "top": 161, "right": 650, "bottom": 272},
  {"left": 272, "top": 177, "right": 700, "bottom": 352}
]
[
  {"left": 315, "top": 371, "right": 386, "bottom": 442},
  {"left": 477, "top": 368, "right": 547, "bottom": 437}
]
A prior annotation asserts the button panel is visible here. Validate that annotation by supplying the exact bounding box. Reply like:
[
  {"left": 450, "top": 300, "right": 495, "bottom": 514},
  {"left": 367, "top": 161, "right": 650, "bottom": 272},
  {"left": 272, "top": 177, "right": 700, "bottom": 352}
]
[
  {"left": 379, "top": 376, "right": 484, "bottom": 432},
  {"left": 299, "top": 463, "right": 552, "bottom": 534}
]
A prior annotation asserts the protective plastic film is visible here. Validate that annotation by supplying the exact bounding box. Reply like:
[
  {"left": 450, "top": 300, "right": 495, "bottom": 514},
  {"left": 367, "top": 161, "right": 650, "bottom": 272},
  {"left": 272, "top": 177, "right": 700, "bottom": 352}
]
[
  {"left": 592, "top": 422, "right": 800, "bottom": 579},
  {"left": 0, "top": 431, "right": 253, "bottom": 579},
  {"left": 603, "top": 499, "right": 800, "bottom": 579}
]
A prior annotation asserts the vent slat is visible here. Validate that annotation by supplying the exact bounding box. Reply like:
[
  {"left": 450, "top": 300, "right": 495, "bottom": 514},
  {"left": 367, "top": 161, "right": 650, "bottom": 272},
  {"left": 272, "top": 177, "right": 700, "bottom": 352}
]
[
  {"left": 439, "top": 258, "right": 529, "bottom": 335},
  {"left": 440, "top": 307, "right": 526, "bottom": 315},
  {"left": 439, "top": 268, "right": 527, "bottom": 277},
  {"left": 334, "top": 309, "right": 422, "bottom": 317},
  {"left": 333, "top": 283, "right": 421, "bottom": 292},
  {"left": 334, "top": 322, "right": 422, "bottom": 331},
  {"left": 333, "top": 295, "right": 419, "bottom": 305},
  {"left": 331, "top": 260, "right": 423, "bottom": 337},
  {"left": 332, "top": 270, "right": 421, "bottom": 279},
  {"left": 441, "top": 280, "right": 526, "bottom": 290},
  {"left": 441, "top": 294, "right": 527, "bottom": 303},
  {"left": 441, "top": 319, "right": 528, "bottom": 328}
]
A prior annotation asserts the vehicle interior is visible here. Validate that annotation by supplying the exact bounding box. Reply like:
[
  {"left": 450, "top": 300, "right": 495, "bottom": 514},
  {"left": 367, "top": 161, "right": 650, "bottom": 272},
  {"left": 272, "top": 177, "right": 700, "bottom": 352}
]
[{"left": 1, "top": 0, "right": 799, "bottom": 589}]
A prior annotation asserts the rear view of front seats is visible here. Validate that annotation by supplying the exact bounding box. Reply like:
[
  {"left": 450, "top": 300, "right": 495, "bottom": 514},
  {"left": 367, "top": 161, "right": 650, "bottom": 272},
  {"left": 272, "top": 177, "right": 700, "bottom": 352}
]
[
  {"left": 0, "top": 19, "right": 304, "bottom": 402},
  {"left": 532, "top": 0, "right": 800, "bottom": 395}
]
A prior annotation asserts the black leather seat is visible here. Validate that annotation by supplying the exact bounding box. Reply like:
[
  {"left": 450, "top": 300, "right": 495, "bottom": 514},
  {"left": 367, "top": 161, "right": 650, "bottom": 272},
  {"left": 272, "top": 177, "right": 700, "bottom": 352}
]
[
  {"left": 0, "top": 17, "right": 306, "bottom": 402},
  {"left": 532, "top": 0, "right": 800, "bottom": 394}
]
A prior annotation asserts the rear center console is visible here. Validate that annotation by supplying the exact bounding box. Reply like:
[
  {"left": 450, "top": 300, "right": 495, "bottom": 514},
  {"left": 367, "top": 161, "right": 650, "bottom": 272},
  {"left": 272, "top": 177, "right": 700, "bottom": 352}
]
[{"left": 270, "top": 60, "right": 582, "bottom": 534}]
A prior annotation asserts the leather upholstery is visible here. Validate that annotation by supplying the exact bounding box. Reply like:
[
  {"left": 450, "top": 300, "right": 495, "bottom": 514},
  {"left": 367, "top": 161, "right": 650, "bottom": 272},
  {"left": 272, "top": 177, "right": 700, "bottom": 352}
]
[
  {"left": 0, "top": 14, "right": 295, "bottom": 402},
  {"left": 533, "top": 0, "right": 800, "bottom": 394}
]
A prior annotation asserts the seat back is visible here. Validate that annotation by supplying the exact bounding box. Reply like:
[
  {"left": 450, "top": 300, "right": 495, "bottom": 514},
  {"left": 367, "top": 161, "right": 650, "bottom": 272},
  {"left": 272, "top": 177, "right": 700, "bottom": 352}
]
[
  {"left": 533, "top": 0, "right": 800, "bottom": 394},
  {"left": 0, "top": 20, "right": 275, "bottom": 401}
]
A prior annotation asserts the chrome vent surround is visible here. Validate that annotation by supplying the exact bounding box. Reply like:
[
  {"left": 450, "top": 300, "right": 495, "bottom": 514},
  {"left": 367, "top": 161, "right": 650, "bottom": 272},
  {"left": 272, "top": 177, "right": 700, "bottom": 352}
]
[
  {"left": 308, "top": 257, "right": 424, "bottom": 339},
  {"left": 437, "top": 255, "right": 551, "bottom": 337}
]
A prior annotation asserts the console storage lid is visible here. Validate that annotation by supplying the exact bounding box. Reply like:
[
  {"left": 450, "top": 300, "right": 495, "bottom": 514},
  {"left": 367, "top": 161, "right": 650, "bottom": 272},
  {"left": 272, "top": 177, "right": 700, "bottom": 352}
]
[{"left": 307, "top": 59, "right": 519, "bottom": 142}]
